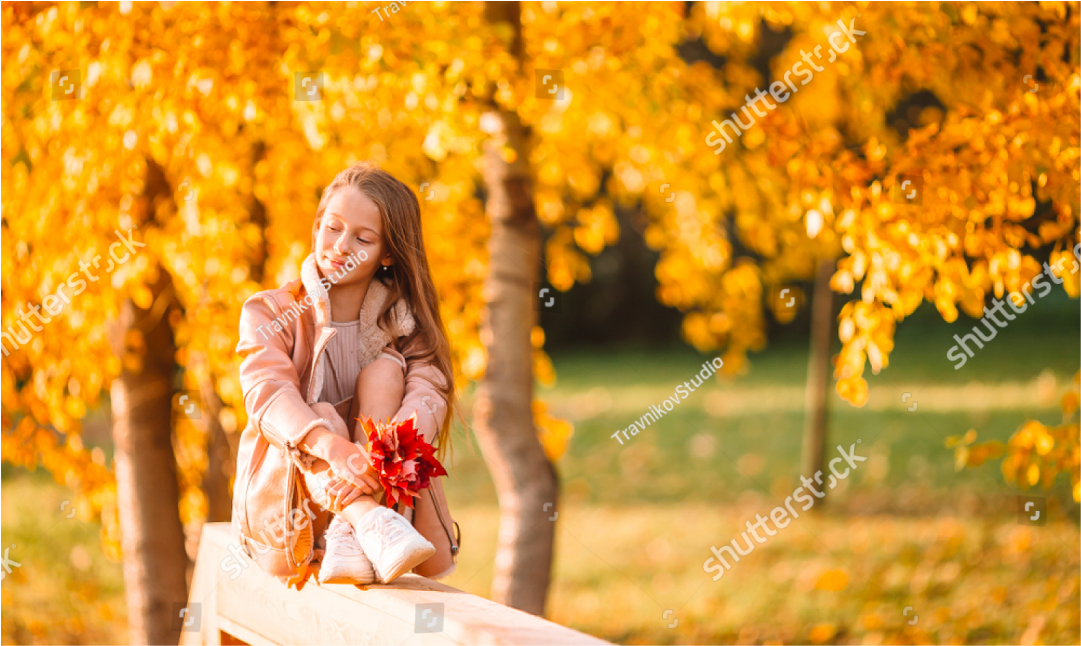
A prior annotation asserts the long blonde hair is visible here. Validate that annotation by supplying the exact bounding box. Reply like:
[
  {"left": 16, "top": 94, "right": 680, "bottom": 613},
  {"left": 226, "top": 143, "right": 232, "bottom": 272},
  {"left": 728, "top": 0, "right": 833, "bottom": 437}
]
[{"left": 311, "top": 162, "right": 456, "bottom": 456}]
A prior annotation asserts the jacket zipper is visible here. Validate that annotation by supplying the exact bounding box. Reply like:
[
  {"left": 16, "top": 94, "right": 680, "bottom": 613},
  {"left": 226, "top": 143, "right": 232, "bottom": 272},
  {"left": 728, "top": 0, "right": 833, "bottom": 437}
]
[{"left": 430, "top": 488, "right": 459, "bottom": 557}]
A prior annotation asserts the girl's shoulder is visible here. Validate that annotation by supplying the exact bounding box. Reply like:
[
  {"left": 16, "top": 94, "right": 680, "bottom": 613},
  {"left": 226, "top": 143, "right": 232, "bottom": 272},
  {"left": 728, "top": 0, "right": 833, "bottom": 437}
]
[{"left": 242, "top": 278, "right": 308, "bottom": 317}]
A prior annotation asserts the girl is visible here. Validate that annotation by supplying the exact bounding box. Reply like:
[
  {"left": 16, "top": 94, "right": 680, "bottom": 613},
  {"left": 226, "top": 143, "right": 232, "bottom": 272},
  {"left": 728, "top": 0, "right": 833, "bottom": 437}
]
[{"left": 233, "top": 162, "right": 458, "bottom": 588}]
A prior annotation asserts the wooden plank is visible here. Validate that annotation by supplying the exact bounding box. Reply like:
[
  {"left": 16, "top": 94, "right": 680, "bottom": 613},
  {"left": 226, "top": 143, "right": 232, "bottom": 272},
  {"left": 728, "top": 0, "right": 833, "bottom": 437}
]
[
  {"left": 217, "top": 616, "right": 278, "bottom": 646},
  {"left": 196, "top": 522, "right": 609, "bottom": 646},
  {"left": 181, "top": 524, "right": 223, "bottom": 646}
]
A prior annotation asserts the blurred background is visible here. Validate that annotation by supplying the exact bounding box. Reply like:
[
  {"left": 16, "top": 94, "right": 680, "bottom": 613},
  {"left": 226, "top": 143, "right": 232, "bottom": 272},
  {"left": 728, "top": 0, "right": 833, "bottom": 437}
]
[{"left": 2, "top": 2, "right": 1079, "bottom": 645}]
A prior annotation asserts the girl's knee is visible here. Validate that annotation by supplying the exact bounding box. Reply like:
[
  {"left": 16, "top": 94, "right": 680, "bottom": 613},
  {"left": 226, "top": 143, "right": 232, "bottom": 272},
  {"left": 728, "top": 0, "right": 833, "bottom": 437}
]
[{"left": 355, "top": 353, "right": 405, "bottom": 394}]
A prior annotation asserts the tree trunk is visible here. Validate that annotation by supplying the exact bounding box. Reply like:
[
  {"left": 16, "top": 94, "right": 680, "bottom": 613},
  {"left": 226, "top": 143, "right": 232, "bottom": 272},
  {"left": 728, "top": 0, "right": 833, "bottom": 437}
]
[
  {"left": 801, "top": 258, "right": 836, "bottom": 487},
  {"left": 202, "top": 139, "right": 265, "bottom": 522},
  {"left": 471, "top": 0, "right": 558, "bottom": 616},
  {"left": 199, "top": 368, "right": 233, "bottom": 523},
  {"left": 110, "top": 271, "right": 189, "bottom": 645},
  {"left": 109, "top": 159, "right": 189, "bottom": 645}
]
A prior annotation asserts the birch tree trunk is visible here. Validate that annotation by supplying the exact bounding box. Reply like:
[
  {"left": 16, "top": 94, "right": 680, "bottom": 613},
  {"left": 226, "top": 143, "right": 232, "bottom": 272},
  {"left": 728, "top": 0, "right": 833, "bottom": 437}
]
[
  {"left": 109, "top": 159, "right": 189, "bottom": 645},
  {"left": 470, "top": 0, "right": 559, "bottom": 616}
]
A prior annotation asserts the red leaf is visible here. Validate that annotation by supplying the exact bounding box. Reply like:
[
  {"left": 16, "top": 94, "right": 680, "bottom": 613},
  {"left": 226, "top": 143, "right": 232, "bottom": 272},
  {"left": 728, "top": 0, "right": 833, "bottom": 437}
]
[{"left": 359, "top": 413, "right": 446, "bottom": 509}]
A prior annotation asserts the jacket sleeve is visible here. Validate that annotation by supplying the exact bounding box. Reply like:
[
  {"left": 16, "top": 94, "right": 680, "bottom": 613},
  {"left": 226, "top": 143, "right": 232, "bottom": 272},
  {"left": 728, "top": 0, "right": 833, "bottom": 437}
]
[
  {"left": 237, "top": 292, "right": 332, "bottom": 471},
  {"left": 384, "top": 341, "right": 449, "bottom": 446}
]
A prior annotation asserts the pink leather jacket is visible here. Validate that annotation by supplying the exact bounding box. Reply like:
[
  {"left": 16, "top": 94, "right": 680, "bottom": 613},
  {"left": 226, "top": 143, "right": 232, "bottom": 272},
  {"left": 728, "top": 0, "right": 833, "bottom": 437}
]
[{"left": 231, "top": 254, "right": 459, "bottom": 590}]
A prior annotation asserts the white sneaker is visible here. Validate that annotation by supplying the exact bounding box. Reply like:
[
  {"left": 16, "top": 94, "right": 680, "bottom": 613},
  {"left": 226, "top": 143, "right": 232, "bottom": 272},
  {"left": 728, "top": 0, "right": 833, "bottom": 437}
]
[
  {"left": 318, "top": 515, "right": 376, "bottom": 585},
  {"left": 355, "top": 506, "right": 436, "bottom": 583}
]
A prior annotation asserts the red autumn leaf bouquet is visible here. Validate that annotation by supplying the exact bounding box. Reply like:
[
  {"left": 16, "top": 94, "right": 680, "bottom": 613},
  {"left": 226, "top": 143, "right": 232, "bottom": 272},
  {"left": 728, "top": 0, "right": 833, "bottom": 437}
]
[{"left": 360, "top": 413, "right": 447, "bottom": 509}]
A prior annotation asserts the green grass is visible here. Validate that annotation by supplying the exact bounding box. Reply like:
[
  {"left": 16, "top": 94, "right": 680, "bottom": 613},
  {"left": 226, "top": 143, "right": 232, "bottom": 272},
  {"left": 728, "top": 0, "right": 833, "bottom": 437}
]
[
  {"left": 443, "top": 294, "right": 1080, "bottom": 510},
  {"left": 1, "top": 466, "right": 127, "bottom": 645}
]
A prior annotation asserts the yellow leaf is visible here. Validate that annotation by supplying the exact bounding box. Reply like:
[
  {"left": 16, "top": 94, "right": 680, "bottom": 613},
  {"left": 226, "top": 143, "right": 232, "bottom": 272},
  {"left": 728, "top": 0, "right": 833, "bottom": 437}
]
[
  {"left": 808, "top": 623, "right": 837, "bottom": 644},
  {"left": 814, "top": 569, "right": 849, "bottom": 591}
]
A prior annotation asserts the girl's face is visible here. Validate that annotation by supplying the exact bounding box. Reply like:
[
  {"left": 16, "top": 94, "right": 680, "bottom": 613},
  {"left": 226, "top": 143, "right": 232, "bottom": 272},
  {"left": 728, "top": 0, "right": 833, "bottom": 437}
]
[{"left": 314, "top": 187, "right": 393, "bottom": 287}]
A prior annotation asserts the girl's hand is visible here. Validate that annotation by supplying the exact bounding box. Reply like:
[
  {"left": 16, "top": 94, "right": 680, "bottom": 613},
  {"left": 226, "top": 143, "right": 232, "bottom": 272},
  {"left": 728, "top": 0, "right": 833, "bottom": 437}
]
[
  {"left": 323, "top": 478, "right": 370, "bottom": 512},
  {"left": 323, "top": 436, "right": 382, "bottom": 494}
]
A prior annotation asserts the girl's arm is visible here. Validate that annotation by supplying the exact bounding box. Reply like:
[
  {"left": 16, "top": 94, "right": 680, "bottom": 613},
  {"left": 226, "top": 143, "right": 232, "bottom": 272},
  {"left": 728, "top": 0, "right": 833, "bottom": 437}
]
[
  {"left": 382, "top": 338, "right": 448, "bottom": 445},
  {"left": 237, "top": 291, "right": 348, "bottom": 471}
]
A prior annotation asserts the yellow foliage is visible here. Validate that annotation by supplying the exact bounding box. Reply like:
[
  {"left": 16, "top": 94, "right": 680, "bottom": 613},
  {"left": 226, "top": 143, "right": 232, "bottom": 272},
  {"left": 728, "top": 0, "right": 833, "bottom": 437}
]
[
  {"left": 533, "top": 399, "right": 573, "bottom": 463},
  {"left": 815, "top": 569, "right": 850, "bottom": 592},
  {"left": 951, "top": 371, "right": 1081, "bottom": 501}
]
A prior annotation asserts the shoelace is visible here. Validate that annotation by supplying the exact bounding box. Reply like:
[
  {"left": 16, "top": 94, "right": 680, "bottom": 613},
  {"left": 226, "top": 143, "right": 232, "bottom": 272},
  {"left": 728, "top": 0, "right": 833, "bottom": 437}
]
[
  {"left": 364, "top": 511, "right": 408, "bottom": 545},
  {"left": 326, "top": 519, "right": 364, "bottom": 557}
]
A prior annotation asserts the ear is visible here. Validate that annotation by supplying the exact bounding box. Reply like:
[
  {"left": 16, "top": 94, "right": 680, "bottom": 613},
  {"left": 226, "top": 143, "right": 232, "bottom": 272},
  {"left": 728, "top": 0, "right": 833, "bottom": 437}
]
[{"left": 382, "top": 254, "right": 395, "bottom": 267}]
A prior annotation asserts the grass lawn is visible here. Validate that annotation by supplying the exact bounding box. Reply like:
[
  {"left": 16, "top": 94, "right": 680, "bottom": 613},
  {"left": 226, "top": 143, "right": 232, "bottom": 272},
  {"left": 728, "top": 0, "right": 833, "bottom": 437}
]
[
  {"left": 439, "top": 296, "right": 1080, "bottom": 643},
  {"left": 2, "top": 294, "right": 1078, "bottom": 644},
  {"left": 1, "top": 468, "right": 127, "bottom": 645},
  {"left": 444, "top": 295, "right": 1081, "bottom": 510}
]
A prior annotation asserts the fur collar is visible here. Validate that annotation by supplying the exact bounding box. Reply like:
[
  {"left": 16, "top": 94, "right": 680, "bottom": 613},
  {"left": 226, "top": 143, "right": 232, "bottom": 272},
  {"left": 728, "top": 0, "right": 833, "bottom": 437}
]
[{"left": 300, "top": 252, "right": 415, "bottom": 374}]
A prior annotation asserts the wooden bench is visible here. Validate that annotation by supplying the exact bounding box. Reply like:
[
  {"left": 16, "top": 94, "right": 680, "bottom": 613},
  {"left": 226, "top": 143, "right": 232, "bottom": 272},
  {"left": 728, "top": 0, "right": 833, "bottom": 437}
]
[{"left": 180, "top": 523, "right": 609, "bottom": 645}]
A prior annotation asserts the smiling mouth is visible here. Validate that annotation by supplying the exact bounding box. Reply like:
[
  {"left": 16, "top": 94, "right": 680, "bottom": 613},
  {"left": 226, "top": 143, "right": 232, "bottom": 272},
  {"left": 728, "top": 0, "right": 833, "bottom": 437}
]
[{"left": 325, "top": 256, "right": 348, "bottom": 269}]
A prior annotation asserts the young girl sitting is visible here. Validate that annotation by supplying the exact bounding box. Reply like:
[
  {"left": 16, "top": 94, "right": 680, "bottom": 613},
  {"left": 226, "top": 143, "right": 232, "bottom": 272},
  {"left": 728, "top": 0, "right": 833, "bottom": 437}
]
[{"left": 235, "top": 162, "right": 457, "bottom": 585}]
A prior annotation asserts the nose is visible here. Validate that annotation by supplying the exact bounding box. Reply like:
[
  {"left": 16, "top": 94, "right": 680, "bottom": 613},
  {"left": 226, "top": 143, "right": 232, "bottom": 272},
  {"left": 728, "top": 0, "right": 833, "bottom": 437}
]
[{"left": 333, "top": 232, "right": 349, "bottom": 256}]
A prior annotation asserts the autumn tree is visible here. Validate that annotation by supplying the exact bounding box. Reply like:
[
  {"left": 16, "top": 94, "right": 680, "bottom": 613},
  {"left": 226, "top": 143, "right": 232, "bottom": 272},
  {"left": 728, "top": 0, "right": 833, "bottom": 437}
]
[
  {"left": 4, "top": 5, "right": 1078, "bottom": 640},
  {"left": 2, "top": 0, "right": 571, "bottom": 631},
  {"left": 682, "top": 2, "right": 1080, "bottom": 494},
  {"left": 517, "top": 2, "right": 1078, "bottom": 490}
]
